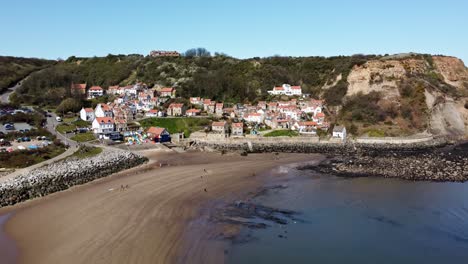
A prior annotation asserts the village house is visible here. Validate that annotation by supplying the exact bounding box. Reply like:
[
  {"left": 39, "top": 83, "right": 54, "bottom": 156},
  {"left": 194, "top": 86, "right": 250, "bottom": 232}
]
[
  {"left": 145, "top": 109, "right": 159, "bottom": 117},
  {"left": 146, "top": 127, "right": 171, "bottom": 142},
  {"left": 231, "top": 123, "right": 244, "bottom": 136},
  {"left": 244, "top": 112, "right": 264, "bottom": 123},
  {"left": 160, "top": 87, "right": 176, "bottom": 98},
  {"left": 167, "top": 103, "right": 185, "bottom": 116},
  {"left": 95, "top": 103, "right": 113, "bottom": 118},
  {"left": 267, "top": 84, "right": 302, "bottom": 96},
  {"left": 186, "top": 108, "right": 201, "bottom": 117},
  {"left": 79, "top": 107, "right": 95, "bottom": 121},
  {"left": 203, "top": 99, "right": 212, "bottom": 111},
  {"left": 71, "top": 83, "right": 86, "bottom": 95},
  {"left": 190, "top": 97, "right": 202, "bottom": 105},
  {"left": 215, "top": 103, "right": 224, "bottom": 116},
  {"left": 88, "top": 86, "right": 104, "bottom": 99},
  {"left": 207, "top": 102, "right": 216, "bottom": 114},
  {"left": 211, "top": 121, "right": 228, "bottom": 134},
  {"left": 313, "top": 112, "right": 326, "bottom": 124},
  {"left": 223, "top": 108, "right": 236, "bottom": 118},
  {"left": 108, "top": 85, "right": 122, "bottom": 95},
  {"left": 333, "top": 126, "right": 347, "bottom": 140},
  {"left": 257, "top": 101, "right": 267, "bottom": 110},
  {"left": 92, "top": 117, "right": 115, "bottom": 134},
  {"left": 267, "top": 102, "right": 278, "bottom": 111},
  {"left": 114, "top": 118, "right": 128, "bottom": 132},
  {"left": 293, "top": 121, "right": 318, "bottom": 134}
]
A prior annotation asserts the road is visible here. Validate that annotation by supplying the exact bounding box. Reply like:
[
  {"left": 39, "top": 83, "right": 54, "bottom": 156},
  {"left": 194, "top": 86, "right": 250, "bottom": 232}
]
[{"left": 0, "top": 79, "right": 24, "bottom": 104}]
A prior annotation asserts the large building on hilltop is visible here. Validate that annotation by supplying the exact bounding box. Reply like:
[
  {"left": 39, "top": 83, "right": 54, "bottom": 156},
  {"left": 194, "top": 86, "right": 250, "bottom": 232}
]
[
  {"left": 268, "top": 84, "right": 302, "bottom": 96},
  {"left": 149, "top": 50, "right": 181, "bottom": 57}
]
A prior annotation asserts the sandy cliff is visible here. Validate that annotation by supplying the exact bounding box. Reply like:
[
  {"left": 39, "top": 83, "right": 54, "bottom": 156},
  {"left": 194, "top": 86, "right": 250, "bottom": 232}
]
[{"left": 345, "top": 55, "right": 468, "bottom": 138}]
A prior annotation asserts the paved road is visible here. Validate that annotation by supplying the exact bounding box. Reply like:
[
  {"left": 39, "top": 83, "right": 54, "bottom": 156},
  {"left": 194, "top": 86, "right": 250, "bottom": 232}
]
[{"left": 0, "top": 80, "right": 23, "bottom": 104}]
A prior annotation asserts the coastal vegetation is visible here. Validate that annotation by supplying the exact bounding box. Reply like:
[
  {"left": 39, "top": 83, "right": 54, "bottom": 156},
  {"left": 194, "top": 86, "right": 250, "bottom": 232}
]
[
  {"left": 139, "top": 117, "right": 210, "bottom": 137},
  {"left": 70, "top": 132, "right": 96, "bottom": 142},
  {"left": 0, "top": 143, "right": 66, "bottom": 168},
  {"left": 5, "top": 52, "right": 467, "bottom": 137},
  {"left": 71, "top": 146, "right": 102, "bottom": 159},
  {"left": 0, "top": 56, "right": 55, "bottom": 93},
  {"left": 263, "top": 130, "right": 299, "bottom": 137}
]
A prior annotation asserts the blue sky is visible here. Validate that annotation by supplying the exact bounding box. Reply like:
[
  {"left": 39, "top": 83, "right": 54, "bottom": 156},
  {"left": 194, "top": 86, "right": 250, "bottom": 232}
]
[{"left": 1, "top": 0, "right": 467, "bottom": 63}]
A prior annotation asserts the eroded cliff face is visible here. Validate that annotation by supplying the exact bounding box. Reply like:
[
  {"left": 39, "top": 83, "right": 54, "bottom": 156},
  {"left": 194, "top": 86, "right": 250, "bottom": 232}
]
[
  {"left": 433, "top": 56, "right": 468, "bottom": 91},
  {"left": 346, "top": 59, "right": 428, "bottom": 99},
  {"left": 345, "top": 55, "right": 468, "bottom": 138}
]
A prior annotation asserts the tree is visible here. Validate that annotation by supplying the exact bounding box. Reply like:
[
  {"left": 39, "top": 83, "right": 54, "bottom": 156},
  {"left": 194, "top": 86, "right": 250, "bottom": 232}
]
[
  {"left": 183, "top": 48, "right": 211, "bottom": 57},
  {"left": 56, "top": 98, "right": 82, "bottom": 114}
]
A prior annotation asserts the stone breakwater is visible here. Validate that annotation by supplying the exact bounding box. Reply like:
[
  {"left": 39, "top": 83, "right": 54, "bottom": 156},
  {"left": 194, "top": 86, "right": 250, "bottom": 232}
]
[
  {"left": 195, "top": 139, "right": 468, "bottom": 182},
  {"left": 0, "top": 149, "right": 148, "bottom": 208},
  {"left": 307, "top": 142, "right": 468, "bottom": 182}
]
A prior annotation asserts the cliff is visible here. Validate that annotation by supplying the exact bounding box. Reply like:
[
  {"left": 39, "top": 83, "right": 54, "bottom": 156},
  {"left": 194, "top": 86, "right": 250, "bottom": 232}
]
[{"left": 341, "top": 55, "right": 468, "bottom": 138}]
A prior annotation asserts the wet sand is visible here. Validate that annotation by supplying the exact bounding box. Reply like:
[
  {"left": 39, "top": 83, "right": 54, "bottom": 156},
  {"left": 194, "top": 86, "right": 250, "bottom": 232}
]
[{"left": 0, "top": 151, "right": 317, "bottom": 264}]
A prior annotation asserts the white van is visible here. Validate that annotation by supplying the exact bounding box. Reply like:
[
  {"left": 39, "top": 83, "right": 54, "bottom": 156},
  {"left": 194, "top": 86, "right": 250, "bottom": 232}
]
[{"left": 56, "top": 116, "right": 62, "bottom": 122}]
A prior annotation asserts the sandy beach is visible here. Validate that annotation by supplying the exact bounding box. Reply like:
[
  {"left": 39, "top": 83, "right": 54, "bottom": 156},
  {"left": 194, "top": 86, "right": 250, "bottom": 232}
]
[{"left": 0, "top": 151, "right": 318, "bottom": 264}]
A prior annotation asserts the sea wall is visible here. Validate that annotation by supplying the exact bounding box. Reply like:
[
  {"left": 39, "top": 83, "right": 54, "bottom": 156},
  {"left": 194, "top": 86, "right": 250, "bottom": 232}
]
[
  {"left": 193, "top": 137, "right": 447, "bottom": 154},
  {"left": 0, "top": 149, "right": 148, "bottom": 208}
]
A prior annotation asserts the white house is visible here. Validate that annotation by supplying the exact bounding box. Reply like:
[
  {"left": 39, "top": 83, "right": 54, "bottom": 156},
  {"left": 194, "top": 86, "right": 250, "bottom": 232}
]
[
  {"left": 333, "top": 126, "right": 347, "bottom": 140},
  {"left": 95, "top": 103, "right": 113, "bottom": 118},
  {"left": 88, "top": 86, "right": 104, "bottom": 99},
  {"left": 244, "top": 112, "right": 264, "bottom": 123},
  {"left": 92, "top": 117, "right": 115, "bottom": 134},
  {"left": 145, "top": 109, "right": 159, "bottom": 117},
  {"left": 186, "top": 109, "right": 201, "bottom": 117},
  {"left": 80, "top": 107, "right": 95, "bottom": 121},
  {"left": 267, "top": 84, "right": 302, "bottom": 96}
]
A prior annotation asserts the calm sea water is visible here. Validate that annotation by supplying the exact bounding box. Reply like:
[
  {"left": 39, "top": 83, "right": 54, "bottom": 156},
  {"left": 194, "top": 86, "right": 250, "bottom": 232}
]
[{"left": 227, "top": 170, "right": 468, "bottom": 264}]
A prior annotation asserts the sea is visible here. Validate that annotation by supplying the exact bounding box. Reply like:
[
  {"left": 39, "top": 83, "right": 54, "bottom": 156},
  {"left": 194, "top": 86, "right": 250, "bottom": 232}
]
[{"left": 226, "top": 168, "right": 468, "bottom": 264}]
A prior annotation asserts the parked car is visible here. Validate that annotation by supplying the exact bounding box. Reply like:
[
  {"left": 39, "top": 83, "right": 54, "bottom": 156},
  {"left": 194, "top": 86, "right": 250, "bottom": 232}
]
[
  {"left": 22, "top": 137, "right": 31, "bottom": 142},
  {"left": 56, "top": 116, "right": 62, "bottom": 122},
  {"left": 0, "top": 148, "right": 7, "bottom": 153},
  {"left": 4, "top": 124, "right": 14, "bottom": 130},
  {"left": 0, "top": 140, "right": 11, "bottom": 146}
]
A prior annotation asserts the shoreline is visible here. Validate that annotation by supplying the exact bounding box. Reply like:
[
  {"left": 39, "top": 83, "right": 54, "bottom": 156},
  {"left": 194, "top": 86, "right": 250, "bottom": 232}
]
[
  {"left": 177, "top": 157, "right": 325, "bottom": 264},
  {"left": 0, "top": 151, "right": 318, "bottom": 264}
]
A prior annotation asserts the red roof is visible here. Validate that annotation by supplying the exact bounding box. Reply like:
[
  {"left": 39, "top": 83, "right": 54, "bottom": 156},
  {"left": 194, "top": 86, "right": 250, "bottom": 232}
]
[
  {"left": 95, "top": 117, "right": 114, "bottom": 124},
  {"left": 316, "top": 113, "right": 325, "bottom": 118},
  {"left": 203, "top": 99, "right": 211, "bottom": 104},
  {"left": 108, "top": 85, "right": 119, "bottom": 90},
  {"left": 99, "top": 103, "right": 111, "bottom": 111},
  {"left": 147, "top": 127, "right": 167, "bottom": 136},
  {"left": 89, "top": 86, "right": 103, "bottom": 91},
  {"left": 84, "top": 108, "right": 93, "bottom": 113},
  {"left": 274, "top": 87, "right": 284, "bottom": 91},
  {"left": 232, "top": 123, "right": 243, "bottom": 128},
  {"left": 299, "top": 121, "right": 317, "bottom": 126},
  {"left": 71, "top": 83, "right": 86, "bottom": 90},
  {"left": 168, "top": 103, "right": 184, "bottom": 108},
  {"left": 212, "top": 121, "right": 226, "bottom": 127},
  {"left": 186, "top": 109, "right": 201, "bottom": 113},
  {"left": 148, "top": 109, "right": 158, "bottom": 113},
  {"left": 161, "top": 87, "right": 174, "bottom": 92},
  {"left": 291, "top": 86, "right": 302, "bottom": 90}
]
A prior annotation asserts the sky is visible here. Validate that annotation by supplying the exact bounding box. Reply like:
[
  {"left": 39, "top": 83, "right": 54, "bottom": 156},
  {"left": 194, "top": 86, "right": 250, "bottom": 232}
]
[{"left": 1, "top": 0, "right": 467, "bottom": 63}]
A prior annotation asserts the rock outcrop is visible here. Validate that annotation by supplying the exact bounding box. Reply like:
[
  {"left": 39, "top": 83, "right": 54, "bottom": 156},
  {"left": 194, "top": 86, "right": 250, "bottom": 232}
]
[
  {"left": 0, "top": 149, "right": 148, "bottom": 207},
  {"left": 346, "top": 55, "right": 468, "bottom": 138}
]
